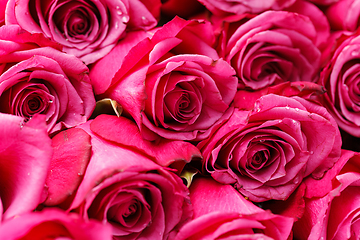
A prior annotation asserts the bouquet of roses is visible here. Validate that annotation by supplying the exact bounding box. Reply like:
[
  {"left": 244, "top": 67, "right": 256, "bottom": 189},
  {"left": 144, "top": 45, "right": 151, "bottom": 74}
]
[{"left": 1, "top": 0, "right": 360, "bottom": 239}]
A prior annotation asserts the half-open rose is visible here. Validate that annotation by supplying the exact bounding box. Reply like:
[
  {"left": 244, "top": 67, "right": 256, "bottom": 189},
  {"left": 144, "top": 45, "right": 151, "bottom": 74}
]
[
  {"left": 220, "top": 10, "right": 322, "bottom": 90},
  {"left": 0, "top": 25, "right": 95, "bottom": 133},
  {"left": 5, "top": 0, "right": 160, "bottom": 64},
  {"left": 198, "top": 94, "right": 341, "bottom": 201},
  {"left": 91, "top": 17, "right": 238, "bottom": 141},
  {"left": 67, "top": 115, "right": 197, "bottom": 239}
]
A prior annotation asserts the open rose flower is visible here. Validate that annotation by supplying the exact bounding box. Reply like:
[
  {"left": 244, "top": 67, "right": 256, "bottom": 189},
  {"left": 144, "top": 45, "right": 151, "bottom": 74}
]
[
  {"left": 220, "top": 10, "right": 322, "bottom": 90},
  {"left": 67, "top": 115, "right": 197, "bottom": 239},
  {"left": 5, "top": 0, "right": 160, "bottom": 64},
  {"left": 196, "top": 0, "right": 296, "bottom": 16},
  {"left": 175, "top": 177, "right": 293, "bottom": 239},
  {"left": 0, "top": 25, "right": 95, "bottom": 133},
  {"left": 293, "top": 150, "right": 360, "bottom": 240},
  {"left": 91, "top": 17, "right": 238, "bottom": 141},
  {"left": 0, "top": 114, "right": 52, "bottom": 220},
  {"left": 0, "top": 208, "right": 112, "bottom": 239},
  {"left": 318, "top": 33, "right": 360, "bottom": 137},
  {"left": 198, "top": 94, "right": 341, "bottom": 202}
]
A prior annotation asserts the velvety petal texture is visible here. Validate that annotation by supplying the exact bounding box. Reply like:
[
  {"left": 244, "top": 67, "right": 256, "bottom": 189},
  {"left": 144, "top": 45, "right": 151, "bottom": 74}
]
[
  {"left": 69, "top": 117, "right": 193, "bottom": 239},
  {"left": 198, "top": 94, "right": 341, "bottom": 201},
  {"left": 90, "top": 114, "right": 202, "bottom": 171},
  {"left": 0, "top": 25, "right": 95, "bottom": 133},
  {"left": 0, "top": 113, "right": 52, "bottom": 220},
  {"left": 91, "top": 17, "right": 237, "bottom": 141},
  {"left": 44, "top": 128, "right": 92, "bottom": 207},
  {"left": 220, "top": 10, "right": 322, "bottom": 90},
  {"left": 197, "top": 0, "right": 296, "bottom": 16},
  {"left": 5, "top": 0, "right": 160, "bottom": 64},
  {"left": 318, "top": 33, "right": 360, "bottom": 137},
  {"left": 0, "top": 208, "right": 113, "bottom": 239},
  {"left": 326, "top": 0, "right": 360, "bottom": 31},
  {"left": 175, "top": 177, "right": 293, "bottom": 240},
  {"left": 293, "top": 150, "right": 360, "bottom": 240}
]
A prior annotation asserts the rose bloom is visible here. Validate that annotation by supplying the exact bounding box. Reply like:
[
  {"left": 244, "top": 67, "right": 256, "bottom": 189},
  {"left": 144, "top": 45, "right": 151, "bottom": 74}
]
[
  {"left": 175, "top": 177, "right": 293, "bottom": 240},
  {"left": 0, "top": 208, "right": 113, "bottom": 239},
  {"left": 219, "top": 10, "right": 322, "bottom": 90},
  {"left": 0, "top": 25, "right": 95, "bottom": 133},
  {"left": 91, "top": 17, "right": 238, "bottom": 141},
  {"left": 0, "top": 114, "right": 52, "bottom": 220},
  {"left": 326, "top": 0, "right": 360, "bottom": 31},
  {"left": 293, "top": 150, "right": 360, "bottom": 240},
  {"left": 318, "top": 33, "right": 360, "bottom": 137},
  {"left": 67, "top": 115, "right": 196, "bottom": 239},
  {"left": 198, "top": 93, "right": 342, "bottom": 202},
  {"left": 196, "top": 0, "right": 296, "bottom": 16},
  {"left": 5, "top": 0, "right": 160, "bottom": 64}
]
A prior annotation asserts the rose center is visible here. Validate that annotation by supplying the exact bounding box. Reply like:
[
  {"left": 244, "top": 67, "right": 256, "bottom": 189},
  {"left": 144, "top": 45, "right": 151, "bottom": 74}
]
[
  {"left": 67, "top": 10, "right": 90, "bottom": 36},
  {"left": 252, "top": 151, "right": 266, "bottom": 169}
]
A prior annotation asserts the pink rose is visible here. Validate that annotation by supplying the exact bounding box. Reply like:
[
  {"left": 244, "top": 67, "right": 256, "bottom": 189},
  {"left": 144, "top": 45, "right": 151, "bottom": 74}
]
[
  {"left": 161, "top": 0, "right": 204, "bottom": 18},
  {"left": 5, "top": 0, "right": 160, "bottom": 64},
  {"left": 197, "top": 0, "right": 296, "bottom": 16},
  {"left": 0, "top": 114, "right": 52, "bottom": 220},
  {"left": 293, "top": 150, "right": 360, "bottom": 239},
  {"left": 326, "top": 0, "right": 360, "bottom": 31},
  {"left": 318, "top": 33, "right": 360, "bottom": 137},
  {"left": 220, "top": 10, "right": 322, "bottom": 90},
  {"left": 175, "top": 177, "right": 293, "bottom": 240},
  {"left": 91, "top": 17, "right": 237, "bottom": 141},
  {"left": 0, "top": 25, "right": 95, "bottom": 133},
  {"left": 43, "top": 127, "right": 92, "bottom": 207},
  {"left": 0, "top": 0, "right": 7, "bottom": 25},
  {"left": 0, "top": 208, "right": 112, "bottom": 239},
  {"left": 67, "top": 115, "right": 197, "bottom": 239},
  {"left": 307, "top": 0, "right": 339, "bottom": 5},
  {"left": 198, "top": 93, "right": 341, "bottom": 201}
]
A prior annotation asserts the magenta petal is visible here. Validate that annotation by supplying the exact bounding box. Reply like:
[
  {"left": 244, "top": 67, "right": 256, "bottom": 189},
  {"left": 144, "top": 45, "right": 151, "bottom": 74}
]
[
  {"left": 0, "top": 114, "right": 52, "bottom": 220},
  {"left": 90, "top": 114, "right": 202, "bottom": 170},
  {"left": 44, "top": 128, "right": 91, "bottom": 206},
  {"left": 0, "top": 208, "right": 113, "bottom": 239}
]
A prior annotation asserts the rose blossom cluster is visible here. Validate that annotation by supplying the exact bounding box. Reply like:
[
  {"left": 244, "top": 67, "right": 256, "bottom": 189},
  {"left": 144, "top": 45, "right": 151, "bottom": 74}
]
[{"left": 1, "top": 0, "right": 360, "bottom": 239}]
